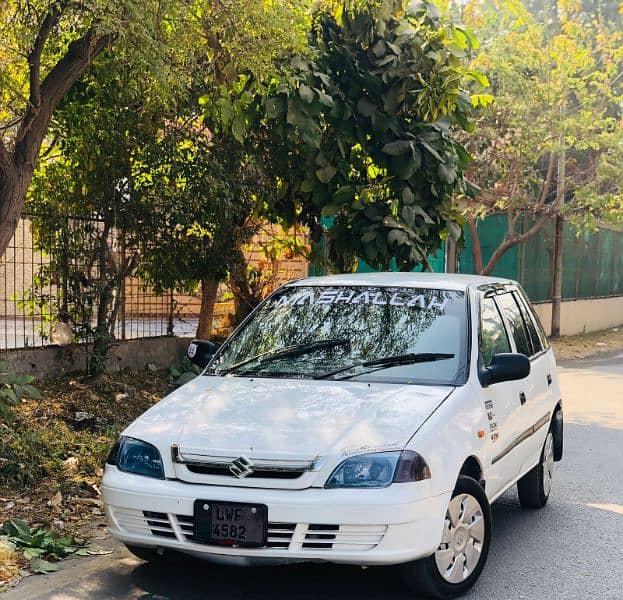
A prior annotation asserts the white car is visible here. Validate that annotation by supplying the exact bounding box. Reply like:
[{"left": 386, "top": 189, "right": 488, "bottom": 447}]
[{"left": 103, "top": 273, "right": 563, "bottom": 599}]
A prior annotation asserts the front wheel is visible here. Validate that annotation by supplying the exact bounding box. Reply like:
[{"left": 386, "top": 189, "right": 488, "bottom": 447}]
[
  {"left": 400, "top": 475, "right": 492, "bottom": 599},
  {"left": 517, "top": 430, "right": 554, "bottom": 509}
]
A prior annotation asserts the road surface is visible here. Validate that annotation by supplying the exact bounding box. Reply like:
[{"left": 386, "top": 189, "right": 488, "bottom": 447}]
[{"left": 4, "top": 352, "right": 623, "bottom": 599}]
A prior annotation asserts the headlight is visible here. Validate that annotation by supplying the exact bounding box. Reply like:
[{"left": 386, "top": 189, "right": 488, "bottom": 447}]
[
  {"left": 325, "top": 450, "right": 430, "bottom": 489},
  {"left": 109, "top": 436, "right": 165, "bottom": 479}
]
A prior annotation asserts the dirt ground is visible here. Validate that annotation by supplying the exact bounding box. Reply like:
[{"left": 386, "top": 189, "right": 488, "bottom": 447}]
[{"left": 550, "top": 325, "right": 623, "bottom": 360}]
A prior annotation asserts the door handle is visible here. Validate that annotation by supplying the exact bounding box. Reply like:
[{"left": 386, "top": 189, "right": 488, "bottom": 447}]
[
  {"left": 547, "top": 374, "right": 552, "bottom": 386},
  {"left": 519, "top": 392, "right": 526, "bottom": 405}
]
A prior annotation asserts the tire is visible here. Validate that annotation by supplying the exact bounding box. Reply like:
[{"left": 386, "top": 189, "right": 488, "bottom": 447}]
[
  {"left": 517, "top": 430, "right": 555, "bottom": 509},
  {"left": 400, "top": 475, "right": 492, "bottom": 599},
  {"left": 124, "top": 544, "right": 181, "bottom": 563}
]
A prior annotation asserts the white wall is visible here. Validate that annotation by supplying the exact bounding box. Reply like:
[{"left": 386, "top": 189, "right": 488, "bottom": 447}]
[{"left": 533, "top": 296, "right": 623, "bottom": 336}]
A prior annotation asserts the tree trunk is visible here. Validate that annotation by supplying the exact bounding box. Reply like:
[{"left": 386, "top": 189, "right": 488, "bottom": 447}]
[
  {"left": 551, "top": 215, "right": 564, "bottom": 338},
  {"left": 197, "top": 276, "right": 219, "bottom": 339},
  {"left": 550, "top": 146, "right": 566, "bottom": 338},
  {"left": 0, "top": 30, "right": 113, "bottom": 258},
  {"left": 467, "top": 219, "right": 484, "bottom": 274},
  {"left": 0, "top": 163, "right": 29, "bottom": 258}
]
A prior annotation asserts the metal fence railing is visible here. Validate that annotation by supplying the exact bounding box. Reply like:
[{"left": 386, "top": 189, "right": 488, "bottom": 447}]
[
  {"left": 458, "top": 215, "right": 623, "bottom": 303},
  {"left": 0, "top": 216, "right": 199, "bottom": 353}
]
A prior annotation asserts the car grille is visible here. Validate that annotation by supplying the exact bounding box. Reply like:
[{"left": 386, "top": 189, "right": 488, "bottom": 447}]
[
  {"left": 173, "top": 515, "right": 386, "bottom": 552},
  {"left": 111, "top": 508, "right": 176, "bottom": 539},
  {"left": 113, "top": 508, "right": 386, "bottom": 553},
  {"left": 186, "top": 465, "right": 304, "bottom": 479}
]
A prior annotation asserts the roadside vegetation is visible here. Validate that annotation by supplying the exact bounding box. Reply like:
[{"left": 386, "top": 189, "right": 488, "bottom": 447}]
[{"left": 0, "top": 369, "right": 170, "bottom": 588}]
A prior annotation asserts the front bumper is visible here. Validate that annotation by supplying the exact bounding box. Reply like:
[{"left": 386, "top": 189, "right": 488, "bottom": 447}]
[{"left": 102, "top": 466, "right": 449, "bottom": 566}]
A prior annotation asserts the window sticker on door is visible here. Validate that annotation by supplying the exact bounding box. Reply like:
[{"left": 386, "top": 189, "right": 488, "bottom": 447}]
[{"left": 485, "top": 400, "right": 499, "bottom": 441}]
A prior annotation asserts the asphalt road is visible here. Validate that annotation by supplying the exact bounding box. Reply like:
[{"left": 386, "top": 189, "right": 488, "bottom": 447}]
[{"left": 5, "top": 352, "right": 623, "bottom": 600}]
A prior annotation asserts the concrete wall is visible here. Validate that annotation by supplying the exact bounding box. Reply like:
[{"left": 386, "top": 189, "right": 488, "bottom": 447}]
[
  {"left": 533, "top": 296, "right": 623, "bottom": 336},
  {"left": 4, "top": 336, "right": 191, "bottom": 380}
]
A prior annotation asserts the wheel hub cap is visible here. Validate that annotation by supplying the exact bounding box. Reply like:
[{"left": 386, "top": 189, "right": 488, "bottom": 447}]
[{"left": 434, "top": 493, "right": 485, "bottom": 584}]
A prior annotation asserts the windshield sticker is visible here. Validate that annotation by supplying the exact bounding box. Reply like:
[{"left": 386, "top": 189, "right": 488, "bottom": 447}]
[{"left": 274, "top": 289, "right": 450, "bottom": 312}]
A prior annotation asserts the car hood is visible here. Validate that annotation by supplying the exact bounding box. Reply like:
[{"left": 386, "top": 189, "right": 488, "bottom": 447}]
[{"left": 127, "top": 375, "right": 454, "bottom": 461}]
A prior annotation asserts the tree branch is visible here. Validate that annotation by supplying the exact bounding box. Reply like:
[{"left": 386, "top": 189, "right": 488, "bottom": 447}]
[
  {"left": 481, "top": 213, "right": 550, "bottom": 276},
  {"left": 0, "top": 137, "right": 10, "bottom": 167},
  {"left": 28, "top": 2, "right": 67, "bottom": 110},
  {"left": 15, "top": 29, "right": 115, "bottom": 169},
  {"left": 467, "top": 218, "right": 484, "bottom": 274},
  {"left": 537, "top": 151, "right": 556, "bottom": 207}
]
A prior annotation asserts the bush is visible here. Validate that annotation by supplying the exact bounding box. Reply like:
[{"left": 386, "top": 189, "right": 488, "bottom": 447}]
[{"left": 0, "top": 362, "right": 41, "bottom": 421}]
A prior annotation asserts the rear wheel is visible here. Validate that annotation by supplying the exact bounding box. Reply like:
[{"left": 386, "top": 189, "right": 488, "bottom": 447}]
[
  {"left": 400, "top": 475, "right": 491, "bottom": 599},
  {"left": 517, "top": 431, "right": 554, "bottom": 509}
]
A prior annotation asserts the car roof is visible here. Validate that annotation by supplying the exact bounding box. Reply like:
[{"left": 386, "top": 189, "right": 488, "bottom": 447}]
[{"left": 287, "top": 272, "right": 516, "bottom": 292}]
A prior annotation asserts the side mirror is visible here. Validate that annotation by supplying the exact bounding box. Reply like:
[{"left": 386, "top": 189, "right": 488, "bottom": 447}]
[
  {"left": 187, "top": 339, "right": 219, "bottom": 369},
  {"left": 480, "top": 353, "right": 530, "bottom": 387}
]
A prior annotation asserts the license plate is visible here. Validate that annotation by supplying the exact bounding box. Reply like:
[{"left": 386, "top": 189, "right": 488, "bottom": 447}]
[{"left": 193, "top": 500, "right": 267, "bottom": 547}]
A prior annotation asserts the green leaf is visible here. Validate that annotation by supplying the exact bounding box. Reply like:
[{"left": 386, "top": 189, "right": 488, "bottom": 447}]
[
  {"left": 357, "top": 96, "right": 376, "bottom": 118},
  {"left": 20, "top": 385, "right": 41, "bottom": 400},
  {"left": 391, "top": 154, "right": 420, "bottom": 180},
  {"left": 265, "top": 96, "right": 286, "bottom": 119},
  {"left": 231, "top": 116, "right": 246, "bottom": 143},
  {"left": 420, "top": 140, "right": 443, "bottom": 162},
  {"left": 315, "top": 165, "right": 337, "bottom": 184},
  {"left": 465, "top": 70, "right": 490, "bottom": 88},
  {"left": 23, "top": 547, "right": 45, "bottom": 560},
  {"left": 445, "top": 220, "right": 463, "bottom": 242},
  {"left": 300, "top": 179, "right": 314, "bottom": 193},
  {"left": 30, "top": 558, "right": 61, "bottom": 574},
  {"left": 316, "top": 90, "right": 334, "bottom": 108},
  {"left": 402, "top": 187, "right": 415, "bottom": 204},
  {"left": 438, "top": 163, "right": 457, "bottom": 184},
  {"left": 333, "top": 186, "right": 355, "bottom": 206},
  {"left": 382, "top": 140, "right": 412, "bottom": 156},
  {"left": 3, "top": 518, "right": 32, "bottom": 544},
  {"left": 387, "top": 229, "right": 408, "bottom": 246},
  {"left": 299, "top": 84, "right": 315, "bottom": 104}
]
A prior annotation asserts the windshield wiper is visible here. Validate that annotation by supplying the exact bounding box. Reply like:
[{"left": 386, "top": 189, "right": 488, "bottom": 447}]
[
  {"left": 222, "top": 338, "right": 350, "bottom": 375},
  {"left": 314, "top": 352, "right": 455, "bottom": 381}
]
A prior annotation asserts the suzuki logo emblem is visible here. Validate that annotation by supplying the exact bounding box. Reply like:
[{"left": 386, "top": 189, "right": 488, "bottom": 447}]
[{"left": 230, "top": 456, "right": 254, "bottom": 478}]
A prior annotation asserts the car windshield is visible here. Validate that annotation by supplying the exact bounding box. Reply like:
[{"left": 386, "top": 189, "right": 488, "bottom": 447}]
[{"left": 208, "top": 285, "right": 468, "bottom": 385}]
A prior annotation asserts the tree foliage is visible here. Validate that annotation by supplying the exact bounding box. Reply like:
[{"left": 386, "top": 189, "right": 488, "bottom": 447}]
[
  {"left": 461, "top": 0, "right": 623, "bottom": 274},
  {"left": 257, "top": 0, "right": 484, "bottom": 272},
  {"left": 0, "top": 0, "right": 201, "bottom": 257}
]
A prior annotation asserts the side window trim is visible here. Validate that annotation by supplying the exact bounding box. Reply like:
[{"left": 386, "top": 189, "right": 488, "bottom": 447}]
[
  {"left": 495, "top": 292, "right": 534, "bottom": 357},
  {"left": 479, "top": 293, "right": 513, "bottom": 365},
  {"left": 516, "top": 287, "right": 550, "bottom": 351},
  {"left": 492, "top": 296, "right": 517, "bottom": 354},
  {"left": 510, "top": 291, "right": 538, "bottom": 356}
]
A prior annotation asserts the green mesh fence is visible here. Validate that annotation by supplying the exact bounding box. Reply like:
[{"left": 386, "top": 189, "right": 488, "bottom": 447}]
[{"left": 458, "top": 214, "right": 623, "bottom": 302}]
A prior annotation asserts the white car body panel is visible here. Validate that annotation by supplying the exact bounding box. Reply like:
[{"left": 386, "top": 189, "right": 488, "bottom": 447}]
[{"left": 103, "top": 272, "right": 561, "bottom": 568}]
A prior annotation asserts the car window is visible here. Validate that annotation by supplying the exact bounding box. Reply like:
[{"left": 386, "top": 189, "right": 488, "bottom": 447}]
[
  {"left": 208, "top": 286, "right": 469, "bottom": 385},
  {"left": 513, "top": 291, "right": 544, "bottom": 354},
  {"left": 516, "top": 288, "right": 550, "bottom": 351},
  {"left": 496, "top": 293, "right": 532, "bottom": 356},
  {"left": 480, "top": 297, "right": 511, "bottom": 366}
]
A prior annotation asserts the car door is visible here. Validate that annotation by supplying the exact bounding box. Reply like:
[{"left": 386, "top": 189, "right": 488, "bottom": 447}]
[
  {"left": 478, "top": 293, "right": 526, "bottom": 499},
  {"left": 513, "top": 289, "right": 555, "bottom": 472},
  {"left": 494, "top": 292, "right": 545, "bottom": 476}
]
